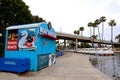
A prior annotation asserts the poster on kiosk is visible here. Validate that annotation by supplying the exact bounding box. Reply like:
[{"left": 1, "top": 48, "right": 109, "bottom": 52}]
[
  {"left": 7, "top": 28, "right": 37, "bottom": 51},
  {"left": 4, "top": 22, "right": 57, "bottom": 72}
]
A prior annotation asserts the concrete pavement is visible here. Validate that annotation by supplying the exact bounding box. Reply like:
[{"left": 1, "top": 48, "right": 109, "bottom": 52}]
[{"left": 0, "top": 52, "right": 111, "bottom": 80}]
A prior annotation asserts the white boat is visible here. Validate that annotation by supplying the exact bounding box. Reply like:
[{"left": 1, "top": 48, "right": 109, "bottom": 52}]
[
  {"left": 97, "top": 48, "right": 113, "bottom": 54},
  {"left": 77, "top": 48, "right": 114, "bottom": 55}
]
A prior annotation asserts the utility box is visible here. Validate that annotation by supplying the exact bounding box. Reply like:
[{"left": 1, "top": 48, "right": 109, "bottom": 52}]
[{"left": 4, "top": 22, "right": 57, "bottom": 71}]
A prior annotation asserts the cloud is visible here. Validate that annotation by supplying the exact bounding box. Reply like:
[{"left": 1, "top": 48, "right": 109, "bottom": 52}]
[
  {"left": 114, "top": 24, "right": 120, "bottom": 36},
  {"left": 103, "top": 22, "right": 120, "bottom": 41},
  {"left": 106, "top": 0, "right": 120, "bottom": 14},
  {"left": 23, "top": 0, "right": 120, "bottom": 41}
]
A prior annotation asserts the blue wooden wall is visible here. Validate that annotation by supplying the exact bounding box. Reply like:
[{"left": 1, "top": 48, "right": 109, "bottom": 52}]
[{"left": 5, "top": 22, "right": 56, "bottom": 71}]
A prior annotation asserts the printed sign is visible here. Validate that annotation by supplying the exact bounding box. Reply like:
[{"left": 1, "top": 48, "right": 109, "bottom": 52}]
[
  {"left": 7, "top": 40, "right": 18, "bottom": 50},
  {"left": 7, "top": 30, "right": 18, "bottom": 50},
  {"left": 18, "top": 28, "right": 37, "bottom": 51},
  {"left": 39, "top": 23, "right": 56, "bottom": 38},
  {"left": 7, "top": 28, "right": 37, "bottom": 51}
]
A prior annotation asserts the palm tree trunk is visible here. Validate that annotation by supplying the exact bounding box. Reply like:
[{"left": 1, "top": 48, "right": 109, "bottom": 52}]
[
  {"left": 111, "top": 26, "right": 113, "bottom": 48},
  {"left": 90, "top": 27, "right": 92, "bottom": 37},
  {"left": 75, "top": 38, "right": 78, "bottom": 51},
  {"left": 81, "top": 31, "right": 83, "bottom": 36},
  {"left": 79, "top": 31, "right": 81, "bottom": 36},
  {"left": 98, "top": 26, "right": 101, "bottom": 47},
  {"left": 102, "top": 22, "right": 104, "bottom": 47},
  {"left": 89, "top": 27, "right": 93, "bottom": 47},
  {"left": 92, "top": 27, "right": 95, "bottom": 48}
]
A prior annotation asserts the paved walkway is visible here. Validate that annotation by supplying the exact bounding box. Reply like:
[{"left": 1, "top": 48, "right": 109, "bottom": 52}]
[{"left": 0, "top": 53, "right": 111, "bottom": 80}]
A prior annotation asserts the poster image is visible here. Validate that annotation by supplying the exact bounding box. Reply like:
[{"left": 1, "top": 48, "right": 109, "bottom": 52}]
[
  {"left": 7, "top": 30, "right": 18, "bottom": 50},
  {"left": 18, "top": 28, "right": 37, "bottom": 51},
  {"left": 48, "top": 54, "right": 56, "bottom": 66}
]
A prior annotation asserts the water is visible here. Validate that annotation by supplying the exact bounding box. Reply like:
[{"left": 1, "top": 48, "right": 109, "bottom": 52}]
[{"left": 89, "top": 53, "right": 120, "bottom": 80}]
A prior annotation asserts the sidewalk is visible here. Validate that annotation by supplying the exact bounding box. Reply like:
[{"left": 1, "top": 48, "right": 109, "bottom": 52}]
[{"left": 0, "top": 53, "right": 111, "bottom": 80}]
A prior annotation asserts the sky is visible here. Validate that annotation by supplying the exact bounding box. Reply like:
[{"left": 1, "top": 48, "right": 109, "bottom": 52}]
[{"left": 23, "top": 0, "right": 120, "bottom": 41}]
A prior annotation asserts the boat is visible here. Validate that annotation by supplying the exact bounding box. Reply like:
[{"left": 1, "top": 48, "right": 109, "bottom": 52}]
[
  {"left": 97, "top": 48, "right": 113, "bottom": 55},
  {"left": 77, "top": 48, "right": 114, "bottom": 55}
]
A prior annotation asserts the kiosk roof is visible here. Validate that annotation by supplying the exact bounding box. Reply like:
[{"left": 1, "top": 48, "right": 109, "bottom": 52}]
[{"left": 6, "top": 23, "right": 45, "bottom": 30}]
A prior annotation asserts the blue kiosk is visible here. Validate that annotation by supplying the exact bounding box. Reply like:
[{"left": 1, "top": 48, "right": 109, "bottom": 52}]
[{"left": 0, "top": 22, "right": 57, "bottom": 72}]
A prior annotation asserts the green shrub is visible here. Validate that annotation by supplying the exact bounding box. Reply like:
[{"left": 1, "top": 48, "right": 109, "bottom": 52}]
[{"left": 0, "top": 45, "right": 4, "bottom": 57}]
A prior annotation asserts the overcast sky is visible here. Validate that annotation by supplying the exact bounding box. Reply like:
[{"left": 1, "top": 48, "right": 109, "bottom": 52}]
[{"left": 23, "top": 0, "right": 120, "bottom": 41}]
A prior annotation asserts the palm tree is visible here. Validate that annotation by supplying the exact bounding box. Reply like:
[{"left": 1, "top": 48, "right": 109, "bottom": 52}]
[
  {"left": 88, "top": 22, "right": 93, "bottom": 38},
  {"left": 92, "top": 22, "right": 98, "bottom": 38},
  {"left": 90, "top": 22, "right": 97, "bottom": 48},
  {"left": 74, "top": 30, "right": 77, "bottom": 35},
  {"left": 92, "top": 20, "right": 101, "bottom": 48},
  {"left": 79, "top": 27, "right": 84, "bottom": 36},
  {"left": 74, "top": 30, "right": 79, "bottom": 50},
  {"left": 94, "top": 19, "right": 101, "bottom": 47},
  {"left": 76, "top": 30, "right": 80, "bottom": 35},
  {"left": 95, "top": 19, "right": 101, "bottom": 40},
  {"left": 115, "top": 34, "right": 120, "bottom": 42},
  {"left": 99, "top": 16, "right": 106, "bottom": 44},
  {"left": 108, "top": 19, "right": 116, "bottom": 48},
  {"left": 91, "top": 35, "right": 98, "bottom": 39}
]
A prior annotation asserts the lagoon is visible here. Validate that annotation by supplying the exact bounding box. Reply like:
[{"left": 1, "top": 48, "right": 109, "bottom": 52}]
[{"left": 89, "top": 53, "right": 120, "bottom": 80}]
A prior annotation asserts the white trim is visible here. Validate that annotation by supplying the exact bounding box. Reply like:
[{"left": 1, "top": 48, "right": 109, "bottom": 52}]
[{"left": 6, "top": 22, "right": 46, "bottom": 30}]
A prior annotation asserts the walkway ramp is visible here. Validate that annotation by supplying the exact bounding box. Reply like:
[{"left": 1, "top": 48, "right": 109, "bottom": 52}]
[
  {"left": 0, "top": 53, "right": 111, "bottom": 80},
  {"left": 37, "top": 53, "right": 111, "bottom": 80}
]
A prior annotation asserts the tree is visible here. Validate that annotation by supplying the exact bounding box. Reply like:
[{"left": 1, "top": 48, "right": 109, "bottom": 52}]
[
  {"left": 79, "top": 27, "right": 84, "bottom": 36},
  {"left": 115, "top": 34, "right": 120, "bottom": 42},
  {"left": 0, "top": 0, "right": 45, "bottom": 57},
  {"left": 80, "top": 42, "right": 91, "bottom": 48},
  {"left": 108, "top": 19, "right": 116, "bottom": 48},
  {"left": 0, "top": 0, "right": 45, "bottom": 39},
  {"left": 74, "top": 30, "right": 79, "bottom": 36},
  {"left": 92, "top": 22, "right": 97, "bottom": 38},
  {"left": 76, "top": 30, "right": 80, "bottom": 35},
  {"left": 32, "top": 15, "right": 46, "bottom": 22},
  {"left": 88, "top": 22, "right": 93, "bottom": 38},
  {"left": 0, "top": 0, "right": 33, "bottom": 35},
  {"left": 95, "top": 19, "right": 101, "bottom": 40},
  {"left": 94, "top": 19, "right": 101, "bottom": 47},
  {"left": 91, "top": 22, "right": 98, "bottom": 48},
  {"left": 99, "top": 16, "right": 106, "bottom": 43},
  {"left": 91, "top": 35, "right": 98, "bottom": 39},
  {"left": 74, "top": 30, "right": 77, "bottom": 35}
]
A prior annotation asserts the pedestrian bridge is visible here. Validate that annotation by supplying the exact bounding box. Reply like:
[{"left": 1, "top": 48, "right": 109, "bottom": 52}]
[{"left": 56, "top": 32, "right": 120, "bottom": 47}]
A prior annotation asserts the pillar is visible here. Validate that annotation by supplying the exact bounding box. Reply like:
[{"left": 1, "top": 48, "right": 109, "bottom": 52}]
[
  {"left": 75, "top": 38, "right": 78, "bottom": 51},
  {"left": 64, "top": 40, "right": 66, "bottom": 49}
]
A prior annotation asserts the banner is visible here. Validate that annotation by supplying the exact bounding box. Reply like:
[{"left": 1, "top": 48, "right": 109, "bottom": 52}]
[{"left": 7, "top": 30, "right": 18, "bottom": 50}]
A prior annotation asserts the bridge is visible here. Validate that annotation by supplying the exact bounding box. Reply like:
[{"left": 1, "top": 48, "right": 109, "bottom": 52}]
[{"left": 56, "top": 32, "right": 120, "bottom": 48}]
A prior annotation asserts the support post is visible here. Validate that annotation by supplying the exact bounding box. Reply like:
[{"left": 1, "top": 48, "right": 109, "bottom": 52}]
[
  {"left": 75, "top": 38, "right": 78, "bottom": 52},
  {"left": 64, "top": 40, "right": 66, "bottom": 50}
]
